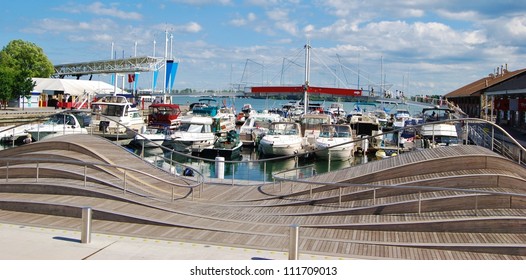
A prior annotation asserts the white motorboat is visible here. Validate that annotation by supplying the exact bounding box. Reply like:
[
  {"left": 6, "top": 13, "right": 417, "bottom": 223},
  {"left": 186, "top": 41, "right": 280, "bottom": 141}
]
[
  {"left": 91, "top": 95, "right": 145, "bottom": 134},
  {"left": 301, "top": 113, "right": 333, "bottom": 152},
  {"left": 314, "top": 124, "right": 355, "bottom": 160},
  {"left": 258, "top": 122, "right": 305, "bottom": 157},
  {"left": 25, "top": 111, "right": 90, "bottom": 141},
  {"left": 328, "top": 102, "right": 347, "bottom": 118},
  {"left": 163, "top": 115, "right": 215, "bottom": 153},
  {"left": 420, "top": 108, "right": 460, "bottom": 147},
  {"left": 393, "top": 108, "right": 412, "bottom": 128},
  {"left": 133, "top": 126, "right": 177, "bottom": 148},
  {"left": 236, "top": 103, "right": 257, "bottom": 125},
  {"left": 238, "top": 111, "right": 282, "bottom": 146}
]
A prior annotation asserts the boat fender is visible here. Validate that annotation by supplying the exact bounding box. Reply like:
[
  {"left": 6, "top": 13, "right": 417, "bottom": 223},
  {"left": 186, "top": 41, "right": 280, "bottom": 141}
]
[{"left": 183, "top": 168, "right": 194, "bottom": 176}]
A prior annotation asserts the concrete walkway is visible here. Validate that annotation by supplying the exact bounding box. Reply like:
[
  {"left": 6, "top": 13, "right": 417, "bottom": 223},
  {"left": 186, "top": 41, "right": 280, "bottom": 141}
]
[{"left": 0, "top": 222, "right": 350, "bottom": 260}]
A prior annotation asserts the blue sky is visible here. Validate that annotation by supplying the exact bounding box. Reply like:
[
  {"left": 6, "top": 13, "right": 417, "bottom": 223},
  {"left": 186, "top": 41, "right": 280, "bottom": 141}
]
[{"left": 2, "top": 0, "right": 526, "bottom": 95}]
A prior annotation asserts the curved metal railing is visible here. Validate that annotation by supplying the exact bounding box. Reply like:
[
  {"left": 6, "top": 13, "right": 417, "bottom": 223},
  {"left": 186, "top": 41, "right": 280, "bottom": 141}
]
[{"left": 0, "top": 156, "right": 204, "bottom": 201}]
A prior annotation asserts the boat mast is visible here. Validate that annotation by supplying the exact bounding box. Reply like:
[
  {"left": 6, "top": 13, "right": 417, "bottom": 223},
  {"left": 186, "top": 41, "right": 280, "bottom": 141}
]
[{"left": 303, "top": 43, "right": 311, "bottom": 114}]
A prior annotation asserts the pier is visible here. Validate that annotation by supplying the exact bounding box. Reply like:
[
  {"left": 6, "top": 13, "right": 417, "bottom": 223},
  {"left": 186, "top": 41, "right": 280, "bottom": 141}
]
[{"left": 0, "top": 133, "right": 525, "bottom": 259}]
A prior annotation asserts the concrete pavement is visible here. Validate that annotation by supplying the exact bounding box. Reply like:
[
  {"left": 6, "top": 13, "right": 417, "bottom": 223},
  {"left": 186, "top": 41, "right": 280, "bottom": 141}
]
[{"left": 0, "top": 222, "right": 350, "bottom": 260}]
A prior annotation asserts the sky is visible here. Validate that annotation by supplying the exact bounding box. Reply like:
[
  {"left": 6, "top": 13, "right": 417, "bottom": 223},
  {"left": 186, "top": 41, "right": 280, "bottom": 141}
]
[{"left": 2, "top": 0, "right": 526, "bottom": 96}]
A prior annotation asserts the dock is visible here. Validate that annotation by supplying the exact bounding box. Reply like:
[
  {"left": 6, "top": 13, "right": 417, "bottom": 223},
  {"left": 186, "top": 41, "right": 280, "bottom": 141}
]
[{"left": 0, "top": 134, "right": 525, "bottom": 259}]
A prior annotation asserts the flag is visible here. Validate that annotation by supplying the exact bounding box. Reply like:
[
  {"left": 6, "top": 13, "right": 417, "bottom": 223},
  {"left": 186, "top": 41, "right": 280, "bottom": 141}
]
[
  {"left": 128, "top": 74, "right": 135, "bottom": 83},
  {"left": 165, "top": 60, "right": 179, "bottom": 90}
]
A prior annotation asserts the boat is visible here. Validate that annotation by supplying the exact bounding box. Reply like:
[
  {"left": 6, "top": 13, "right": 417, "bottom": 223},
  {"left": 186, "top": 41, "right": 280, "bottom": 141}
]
[
  {"left": 392, "top": 108, "right": 412, "bottom": 128},
  {"left": 328, "top": 102, "right": 347, "bottom": 118},
  {"left": 300, "top": 113, "right": 333, "bottom": 152},
  {"left": 25, "top": 111, "right": 91, "bottom": 141},
  {"left": 235, "top": 103, "right": 256, "bottom": 125},
  {"left": 258, "top": 121, "right": 305, "bottom": 157},
  {"left": 419, "top": 107, "right": 460, "bottom": 147},
  {"left": 189, "top": 98, "right": 219, "bottom": 117},
  {"left": 314, "top": 124, "right": 355, "bottom": 160},
  {"left": 348, "top": 113, "right": 382, "bottom": 153},
  {"left": 91, "top": 95, "right": 145, "bottom": 134},
  {"left": 199, "top": 130, "right": 243, "bottom": 159},
  {"left": 238, "top": 111, "right": 283, "bottom": 146},
  {"left": 0, "top": 124, "right": 35, "bottom": 144},
  {"left": 375, "top": 149, "right": 398, "bottom": 160},
  {"left": 132, "top": 126, "right": 178, "bottom": 148},
  {"left": 162, "top": 115, "right": 215, "bottom": 153},
  {"left": 147, "top": 103, "right": 181, "bottom": 127}
]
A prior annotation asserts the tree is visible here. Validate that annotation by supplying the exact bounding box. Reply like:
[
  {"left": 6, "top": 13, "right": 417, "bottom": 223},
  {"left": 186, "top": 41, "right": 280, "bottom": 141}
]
[{"left": 0, "top": 39, "right": 54, "bottom": 109}]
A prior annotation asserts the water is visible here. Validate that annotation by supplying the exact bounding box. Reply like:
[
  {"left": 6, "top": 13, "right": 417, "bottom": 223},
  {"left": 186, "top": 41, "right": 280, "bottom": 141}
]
[
  {"left": 128, "top": 143, "right": 374, "bottom": 182},
  {"left": 170, "top": 95, "right": 422, "bottom": 117}
]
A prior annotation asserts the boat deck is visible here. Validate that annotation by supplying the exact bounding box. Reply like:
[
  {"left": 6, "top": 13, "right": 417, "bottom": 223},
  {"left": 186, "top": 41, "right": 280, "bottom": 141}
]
[{"left": 0, "top": 134, "right": 526, "bottom": 259}]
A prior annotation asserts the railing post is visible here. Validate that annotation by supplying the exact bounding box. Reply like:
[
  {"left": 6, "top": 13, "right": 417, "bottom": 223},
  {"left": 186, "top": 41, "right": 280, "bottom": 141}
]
[
  {"left": 81, "top": 207, "right": 92, "bottom": 244},
  {"left": 339, "top": 187, "right": 342, "bottom": 206},
  {"left": 418, "top": 191, "right": 422, "bottom": 214},
  {"left": 5, "top": 162, "right": 9, "bottom": 182},
  {"left": 491, "top": 126, "right": 494, "bottom": 151},
  {"left": 474, "top": 194, "right": 478, "bottom": 216},
  {"left": 373, "top": 187, "right": 376, "bottom": 205},
  {"left": 464, "top": 121, "right": 469, "bottom": 145},
  {"left": 172, "top": 186, "right": 175, "bottom": 201},
  {"left": 84, "top": 165, "right": 87, "bottom": 187},
  {"left": 36, "top": 162, "right": 39, "bottom": 182},
  {"left": 328, "top": 150, "right": 331, "bottom": 172},
  {"left": 263, "top": 161, "right": 267, "bottom": 183},
  {"left": 123, "top": 170, "right": 127, "bottom": 194},
  {"left": 232, "top": 162, "right": 235, "bottom": 187},
  {"left": 289, "top": 224, "right": 300, "bottom": 260}
]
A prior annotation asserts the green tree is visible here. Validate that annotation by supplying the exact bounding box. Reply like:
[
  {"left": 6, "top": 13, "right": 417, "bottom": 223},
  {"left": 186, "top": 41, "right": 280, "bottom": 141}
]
[{"left": 0, "top": 39, "right": 54, "bottom": 109}]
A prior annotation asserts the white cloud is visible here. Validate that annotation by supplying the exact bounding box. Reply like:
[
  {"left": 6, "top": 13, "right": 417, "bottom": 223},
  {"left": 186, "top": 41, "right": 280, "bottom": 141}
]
[
  {"left": 229, "top": 13, "right": 257, "bottom": 27},
  {"left": 87, "top": 2, "right": 142, "bottom": 20},
  {"left": 435, "top": 9, "right": 480, "bottom": 22},
  {"left": 505, "top": 16, "right": 526, "bottom": 36},
  {"left": 155, "top": 22, "right": 203, "bottom": 33},
  {"left": 55, "top": 2, "right": 142, "bottom": 20}
]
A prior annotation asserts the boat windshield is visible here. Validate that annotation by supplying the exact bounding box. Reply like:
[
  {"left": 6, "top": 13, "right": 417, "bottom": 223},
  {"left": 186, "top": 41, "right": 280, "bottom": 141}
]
[
  {"left": 45, "top": 114, "right": 76, "bottom": 125},
  {"left": 92, "top": 104, "right": 126, "bottom": 117},
  {"left": 253, "top": 119, "right": 272, "bottom": 129},
  {"left": 319, "top": 125, "right": 351, "bottom": 138},
  {"left": 268, "top": 123, "right": 298, "bottom": 135},
  {"left": 179, "top": 123, "right": 210, "bottom": 133},
  {"left": 423, "top": 109, "right": 451, "bottom": 122}
]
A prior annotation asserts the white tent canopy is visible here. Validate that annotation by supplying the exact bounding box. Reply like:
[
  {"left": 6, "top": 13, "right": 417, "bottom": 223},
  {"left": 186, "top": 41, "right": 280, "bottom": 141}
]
[{"left": 32, "top": 78, "right": 126, "bottom": 96}]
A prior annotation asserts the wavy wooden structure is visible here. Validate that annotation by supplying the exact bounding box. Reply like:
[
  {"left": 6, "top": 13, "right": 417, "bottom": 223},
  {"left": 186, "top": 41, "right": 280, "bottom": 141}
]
[{"left": 0, "top": 134, "right": 525, "bottom": 259}]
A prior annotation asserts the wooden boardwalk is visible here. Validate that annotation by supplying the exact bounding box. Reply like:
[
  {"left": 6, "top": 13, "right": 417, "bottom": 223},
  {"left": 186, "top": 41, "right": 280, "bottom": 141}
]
[{"left": 0, "top": 134, "right": 526, "bottom": 259}]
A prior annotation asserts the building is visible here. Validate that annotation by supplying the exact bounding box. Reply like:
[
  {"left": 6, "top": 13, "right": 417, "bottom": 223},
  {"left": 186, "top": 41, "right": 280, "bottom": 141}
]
[
  {"left": 9, "top": 78, "right": 126, "bottom": 109},
  {"left": 444, "top": 65, "right": 526, "bottom": 131}
]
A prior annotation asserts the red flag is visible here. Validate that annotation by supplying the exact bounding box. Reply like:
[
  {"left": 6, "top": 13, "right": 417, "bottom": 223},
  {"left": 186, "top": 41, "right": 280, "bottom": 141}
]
[{"left": 128, "top": 74, "right": 135, "bottom": 83}]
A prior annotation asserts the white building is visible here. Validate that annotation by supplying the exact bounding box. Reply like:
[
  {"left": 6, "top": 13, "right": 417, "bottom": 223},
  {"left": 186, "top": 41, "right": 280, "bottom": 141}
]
[{"left": 9, "top": 78, "right": 126, "bottom": 109}]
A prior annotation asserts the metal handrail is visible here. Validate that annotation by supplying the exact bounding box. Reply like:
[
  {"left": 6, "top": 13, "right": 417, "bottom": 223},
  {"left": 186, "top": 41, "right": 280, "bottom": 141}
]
[{"left": 0, "top": 156, "right": 204, "bottom": 201}]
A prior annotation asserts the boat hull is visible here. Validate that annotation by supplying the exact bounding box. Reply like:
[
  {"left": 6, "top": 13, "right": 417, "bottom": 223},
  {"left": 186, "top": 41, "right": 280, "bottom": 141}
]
[{"left": 314, "top": 139, "right": 355, "bottom": 160}]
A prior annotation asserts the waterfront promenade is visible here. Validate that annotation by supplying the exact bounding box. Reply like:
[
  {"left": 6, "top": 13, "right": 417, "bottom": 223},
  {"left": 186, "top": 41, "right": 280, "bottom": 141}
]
[
  {"left": 0, "top": 222, "right": 347, "bottom": 260},
  {"left": 1, "top": 133, "right": 525, "bottom": 260}
]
